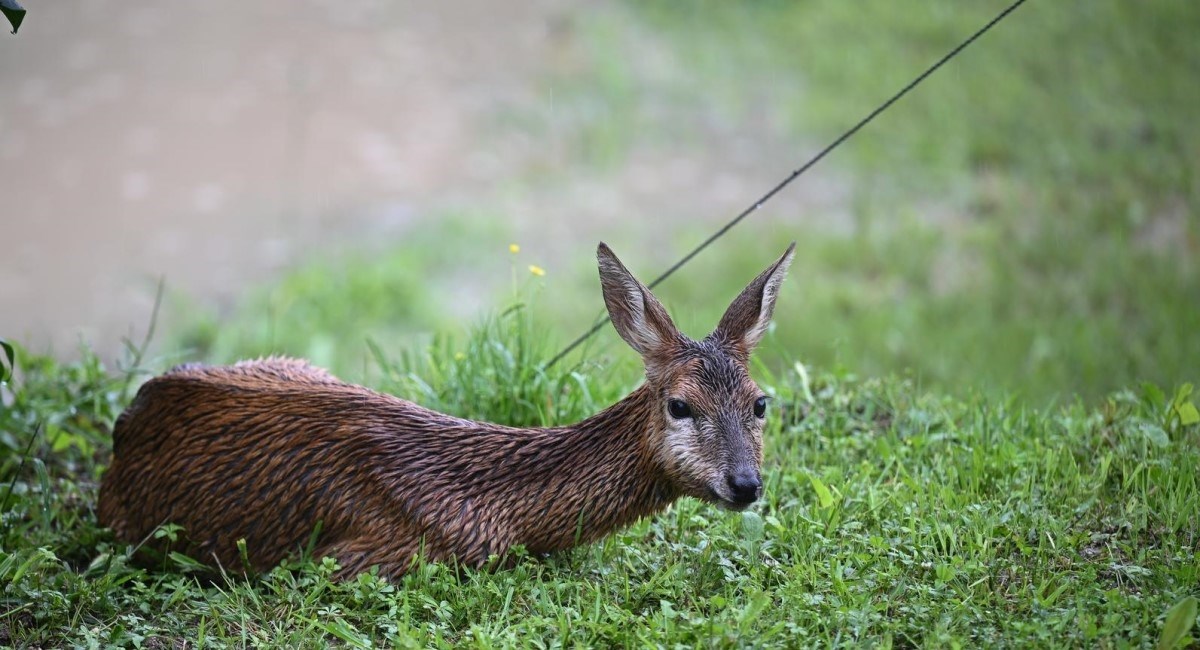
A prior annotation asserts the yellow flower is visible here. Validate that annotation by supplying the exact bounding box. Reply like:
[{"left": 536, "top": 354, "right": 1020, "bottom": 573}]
[
  {"left": 509, "top": 243, "right": 520, "bottom": 254},
  {"left": 528, "top": 265, "right": 545, "bottom": 277}
]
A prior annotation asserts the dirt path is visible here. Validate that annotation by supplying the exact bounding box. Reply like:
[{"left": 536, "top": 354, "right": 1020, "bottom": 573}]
[{"left": 0, "top": 0, "right": 848, "bottom": 363}]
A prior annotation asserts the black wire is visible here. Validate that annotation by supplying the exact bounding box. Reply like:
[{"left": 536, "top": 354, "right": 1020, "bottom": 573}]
[{"left": 544, "top": 0, "right": 1029, "bottom": 370}]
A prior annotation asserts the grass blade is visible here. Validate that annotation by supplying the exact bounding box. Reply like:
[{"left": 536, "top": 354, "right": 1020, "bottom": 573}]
[{"left": 808, "top": 473, "right": 835, "bottom": 509}]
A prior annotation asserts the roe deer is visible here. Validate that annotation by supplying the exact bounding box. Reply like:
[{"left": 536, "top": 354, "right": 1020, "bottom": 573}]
[{"left": 98, "top": 242, "right": 795, "bottom": 579}]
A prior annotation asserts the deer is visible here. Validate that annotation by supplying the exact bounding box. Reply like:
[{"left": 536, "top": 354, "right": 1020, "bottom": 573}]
[{"left": 98, "top": 242, "right": 795, "bottom": 579}]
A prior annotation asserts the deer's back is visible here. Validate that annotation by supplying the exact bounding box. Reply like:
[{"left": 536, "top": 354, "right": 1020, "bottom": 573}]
[{"left": 98, "top": 358, "right": 467, "bottom": 573}]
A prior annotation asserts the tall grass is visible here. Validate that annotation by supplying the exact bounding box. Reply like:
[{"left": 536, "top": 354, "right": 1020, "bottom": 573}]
[{"left": 370, "top": 302, "right": 633, "bottom": 428}]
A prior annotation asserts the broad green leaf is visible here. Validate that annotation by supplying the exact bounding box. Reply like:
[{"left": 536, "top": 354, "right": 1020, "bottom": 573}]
[
  {"left": 1157, "top": 596, "right": 1198, "bottom": 650},
  {"left": 808, "top": 473, "right": 835, "bottom": 509},
  {"left": 1141, "top": 423, "right": 1170, "bottom": 447},
  {"left": 741, "top": 510, "right": 765, "bottom": 541},
  {"left": 1175, "top": 401, "right": 1200, "bottom": 427},
  {"left": 1173, "top": 383, "right": 1194, "bottom": 405},
  {"left": 660, "top": 600, "right": 678, "bottom": 619},
  {"left": 1170, "top": 385, "right": 1197, "bottom": 426},
  {"left": 309, "top": 618, "right": 372, "bottom": 649}
]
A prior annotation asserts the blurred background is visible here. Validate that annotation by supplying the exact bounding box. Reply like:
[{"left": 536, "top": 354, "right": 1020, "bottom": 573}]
[{"left": 0, "top": 0, "right": 1195, "bottom": 401}]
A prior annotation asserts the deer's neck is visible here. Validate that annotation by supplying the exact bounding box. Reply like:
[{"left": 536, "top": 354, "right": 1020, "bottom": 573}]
[{"left": 505, "top": 383, "right": 677, "bottom": 553}]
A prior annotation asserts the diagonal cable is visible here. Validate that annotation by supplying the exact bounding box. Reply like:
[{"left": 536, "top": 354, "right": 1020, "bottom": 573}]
[{"left": 545, "top": 0, "right": 1028, "bottom": 370}]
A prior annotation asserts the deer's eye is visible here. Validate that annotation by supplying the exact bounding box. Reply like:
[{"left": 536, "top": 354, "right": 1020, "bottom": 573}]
[
  {"left": 753, "top": 396, "right": 768, "bottom": 419},
  {"left": 667, "top": 399, "right": 692, "bottom": 419}
]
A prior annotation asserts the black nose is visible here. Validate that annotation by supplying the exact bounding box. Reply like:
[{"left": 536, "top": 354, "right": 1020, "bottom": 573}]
[{"left": 727, "top": 471, "right": 762, "bottom": 504}]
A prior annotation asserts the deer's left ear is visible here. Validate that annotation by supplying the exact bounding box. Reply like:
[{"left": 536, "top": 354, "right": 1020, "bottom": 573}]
[{"left": 712, "top": 243, "right": 795, "bottom": 355}]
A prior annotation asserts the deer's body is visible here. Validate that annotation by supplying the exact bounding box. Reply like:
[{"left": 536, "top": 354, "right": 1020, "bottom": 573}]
[
  {"left": 100, "top": 359, "right": 674, "bottom": 576},
  {"left": 99, "top": 244, "right": 794, "bottom": 579}
]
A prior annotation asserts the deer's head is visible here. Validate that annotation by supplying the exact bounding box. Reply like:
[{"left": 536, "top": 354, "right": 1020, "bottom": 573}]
[{"left": 597, "top": 242, "right": 795, "bottom": 510}]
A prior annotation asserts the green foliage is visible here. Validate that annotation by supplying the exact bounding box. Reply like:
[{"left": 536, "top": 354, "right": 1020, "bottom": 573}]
[
  {"left": 0, "top": 342, "right": 124, "bottom": 475},
  {"left": 0, "top": 345, "right": 126, "bottom": 595},
  {"left": 2, "top": 319, "right": 1198, "bottom": 645},
  {"left": 1171, "top": 385, "right": 1200, "bottom": 428}
]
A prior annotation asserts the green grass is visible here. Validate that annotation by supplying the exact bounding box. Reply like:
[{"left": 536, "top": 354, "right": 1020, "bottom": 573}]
[{"left": 2, "top": 316, "right": 1198, "bottom": 647}]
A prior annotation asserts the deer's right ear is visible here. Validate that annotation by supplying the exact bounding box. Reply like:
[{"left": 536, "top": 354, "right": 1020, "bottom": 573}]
[{"left": 597, "top": 243, "right": 680, "bottom": 359}]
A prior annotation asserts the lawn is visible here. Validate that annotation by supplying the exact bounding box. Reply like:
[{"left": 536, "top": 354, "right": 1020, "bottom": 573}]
[
  {"left": 3, "top": 0, "right": 1199, "bottom": 646},
  {"left": 1, "top": 315, "right": 1198, "bottom": 646}
]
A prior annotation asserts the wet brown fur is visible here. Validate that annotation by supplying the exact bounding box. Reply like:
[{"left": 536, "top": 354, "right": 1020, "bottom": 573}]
[{"left": 98, "top": 243, "right": 795, "bottom": 579}]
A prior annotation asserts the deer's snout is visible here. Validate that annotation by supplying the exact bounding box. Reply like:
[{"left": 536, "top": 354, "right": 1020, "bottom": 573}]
[{"left": 726, "top": 469, "right": 762, "bottom": 505}]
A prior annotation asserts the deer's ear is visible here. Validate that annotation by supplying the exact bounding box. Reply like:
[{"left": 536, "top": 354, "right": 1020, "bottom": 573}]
[
  {"left": 713, "top": 243, "right": 795, "bottom": 355},
  {"left": 597, "top": 243, "right": 680, "bottom": 359}
]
